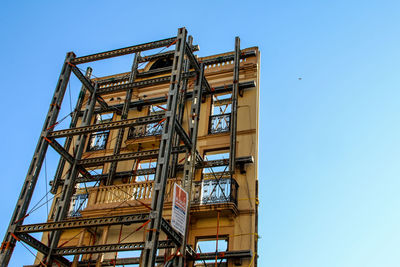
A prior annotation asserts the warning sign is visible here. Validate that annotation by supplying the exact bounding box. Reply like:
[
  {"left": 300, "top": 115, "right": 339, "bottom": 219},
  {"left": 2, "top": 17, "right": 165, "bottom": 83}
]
[{"left": 171, "top": 183, "right": 188, "bottom": 236}]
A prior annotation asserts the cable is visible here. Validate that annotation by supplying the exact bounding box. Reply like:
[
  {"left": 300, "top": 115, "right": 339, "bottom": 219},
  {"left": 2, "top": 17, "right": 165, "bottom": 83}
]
[
  {"left": 19, "top": 240, "right": 47, "bottom": 267},
  {"left": 44, "top": 156, "right": 49, "bottom": 216}
]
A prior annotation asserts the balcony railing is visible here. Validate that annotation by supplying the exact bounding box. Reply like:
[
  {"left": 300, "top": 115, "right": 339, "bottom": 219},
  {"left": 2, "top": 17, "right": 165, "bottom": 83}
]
[
  {"left": 192, "top": 177, "right": 238, "bottom": 206},
  {"left": 127, "top": 122, "right": 164, "bottom": 139},
  {"left": 85, "top": 180, "right": 176, "bottom": 211},
  {"left": 208, "top": 114, "right": 230, "bottom": 134},
  {"left": 68, "top": 193, "right": 88, "bottom": 217},
  {"left": 87, "top": 131, "right": 109, "bottom": 151},
  {"left": 83, "top": 178, "right": 238, "bottom": 213}
]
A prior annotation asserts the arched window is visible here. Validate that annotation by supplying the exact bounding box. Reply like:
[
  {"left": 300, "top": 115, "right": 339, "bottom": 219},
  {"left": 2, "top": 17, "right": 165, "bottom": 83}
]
[{"left": 149, "top": 57, "right": 173, "bottom": 70}]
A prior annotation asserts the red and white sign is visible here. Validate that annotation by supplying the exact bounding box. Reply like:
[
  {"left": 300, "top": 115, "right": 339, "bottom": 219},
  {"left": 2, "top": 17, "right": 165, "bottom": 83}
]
[{"left": 171, "top": 183, "right": 188, "bottom": 236}]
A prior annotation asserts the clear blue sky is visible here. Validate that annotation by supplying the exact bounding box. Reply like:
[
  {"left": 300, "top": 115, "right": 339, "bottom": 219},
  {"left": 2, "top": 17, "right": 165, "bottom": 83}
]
[{"left": 1, "top": 0, "right": 400, "bottom": 266}]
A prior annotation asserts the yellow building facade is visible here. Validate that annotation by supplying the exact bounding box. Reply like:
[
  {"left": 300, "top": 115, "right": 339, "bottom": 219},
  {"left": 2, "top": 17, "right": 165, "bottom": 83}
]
[{"left": 1, "top": 28, "right": 259, "bottom": 267}]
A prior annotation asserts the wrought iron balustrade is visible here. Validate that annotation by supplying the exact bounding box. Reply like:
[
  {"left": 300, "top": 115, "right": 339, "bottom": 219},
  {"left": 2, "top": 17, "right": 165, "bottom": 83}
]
[
  {"left": 208, "top": 113, "right": 230, "bottom": 134},
  {"left": 68, "top": 193, "right": 88, "bottom": 217},
  {"left": 87, "top": 131, "right": 109, "bottom": 151},
  {"left": 192, "top": 177, "right": 238, "bottom": 205},
  {"left": 127, "top": 121, "right": 164, "bottom": 139}
]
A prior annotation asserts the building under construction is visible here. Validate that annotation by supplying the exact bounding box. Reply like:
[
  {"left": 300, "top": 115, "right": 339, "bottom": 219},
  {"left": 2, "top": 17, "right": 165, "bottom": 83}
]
[{"left": 0, "top": 28, "right": 260, "bottom": 266}]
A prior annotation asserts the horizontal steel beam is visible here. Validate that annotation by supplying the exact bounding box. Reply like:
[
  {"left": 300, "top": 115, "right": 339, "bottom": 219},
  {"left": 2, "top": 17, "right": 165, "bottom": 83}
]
[
  {"left": 16, "top": 214, "right": 150, "bottom": 233},
  {"left": 48, "top": 114, "right": 164, "bottom": 138},
  {"left": 17, "top": 215, "right": 182, "bottom": 247},
  {"left": 97, "top": 76, "right": 170, "bottom": 94},
  {"left": 201, "top": 50, "right": 257, "bottom": 65},
  {"left": 53, "top": 240, "right": 174, "bottom": 255},
  {"left": 52, "top": 156, "right": 254, "bottom": 185},
  {"left": 191, "top": 250, "right": 252, "bottom": 260},
  {"left": 138, "top": 44, "right": 199, "bottom": 63},
  {"left": 73, "top": 168, "right": 156, "bottom": 184},
  {"left": 95, "top": 48, "right": 256, "bottom": 89},
  {"left": 77, "top": 256, "right": 166, "bottom": 266},
  {"left": 71, "top": 37, "right": 177, "bottom": 65},
  {"left": 75, "top": 249, "right": 250, "bottom": 266},
  {"left": 96, "top": 72, "right": 196, "bottom": 95},
  {"left": 89, "top": 81, "right": 255, "bottom": 115},
  {"left": 136, "top": 66, "right": 172, "bottom": 78},
  {"left": 78, "top": 146, "right": 187, "bottom": 167}
]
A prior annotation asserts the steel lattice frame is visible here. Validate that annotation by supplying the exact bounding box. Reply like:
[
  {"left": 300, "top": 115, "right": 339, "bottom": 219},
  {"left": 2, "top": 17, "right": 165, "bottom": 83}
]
[{"left": 0, "top": 27, "right": 255, "bottom": 267}]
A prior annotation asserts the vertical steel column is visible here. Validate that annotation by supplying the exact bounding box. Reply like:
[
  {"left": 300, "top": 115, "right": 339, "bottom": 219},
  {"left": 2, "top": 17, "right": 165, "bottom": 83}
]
[
  {"left": 177, "top": 63, "right": 205, "bottom": 267},
  {"left": 46, "top": 83, "right": 99, "bottom": 265},
  {"left": 170, "top": 36, "right": 193, "bottom": 178},
  {"left": 106, "top": 52, "right": 140, "bottom": 185},
  {"left": 0, "top": 52, "right": 75, "bottom": 267},
  {"left": 51, "top": 67, "right": 92, "bottom": 194},
  {"left": 141, "top": 27, "right": 187, "bottom": 267},
  {"left": 229, "top": 37, "right": 240, "bottom": 174}
]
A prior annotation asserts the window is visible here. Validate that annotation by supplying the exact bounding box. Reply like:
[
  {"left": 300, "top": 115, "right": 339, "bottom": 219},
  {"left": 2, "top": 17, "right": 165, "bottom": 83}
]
[
  {"left": 211, "top": 93, "right": 232, "bottom": 115},
  {"left": 203, "top": 150, "right": 230, "bottom": 175},
  {"left": 146, "top": 104, "right": 166, "bottom": 135},
  {"left": 209, "top": 93, "right": 231, "bottom": 134},
  {"left": 87, "top": 113, "right": 113, "bottom": 151},
  {"left": 87, "top": 131, "right": 109, "bottom": 151},
  {"left": 127, "top": 105, "right": 165, "bottom": 139},
  {"left": 195, "top": 237, "right": 228, "bottom": 265},
  {"left": 68, "top": 193, "right": 88, "bottom": 217},
  {"left": 135, "top": 159, "right": 157, "bottom": 182},
  {"left": 95, "top": 113, "right": 113, "bottom": 123},
  {"left": 199, "top": 150, "right": 233, "bottom": 205},
  {"left": 150, "top": 103, "right": 167, "bottom": 114},
  {"left": 149, "top": 57, "right": 173, "bottom": 70}
]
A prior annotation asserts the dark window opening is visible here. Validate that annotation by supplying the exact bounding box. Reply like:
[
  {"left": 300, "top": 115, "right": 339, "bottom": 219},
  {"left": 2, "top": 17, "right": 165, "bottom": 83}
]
[{"left": 149, "top": 57, "right": 173, "bottom": 70}]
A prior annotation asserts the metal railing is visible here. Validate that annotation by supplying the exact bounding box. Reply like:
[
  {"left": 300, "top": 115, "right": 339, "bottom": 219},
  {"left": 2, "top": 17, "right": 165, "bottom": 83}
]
[
  {"left": 208, "top": 114, "right": 230, "bottom": 134},
  {"left": 82, "top": 177, "right": 238, "bottom": 212},
  {"left": 127, "top": 122, "right": 164, "bottom": 139},
  {"left": 85, "top": 180, "right": 176, "bottom": 209},
  {"left": 87, "top": 131, "right": 109, "bottom": 151},
  {"left": 192, "top": 177, "right": 238, "bottom": 206},
  {"left": 68, "top": 193, "right": 88, "bottom": 217}
]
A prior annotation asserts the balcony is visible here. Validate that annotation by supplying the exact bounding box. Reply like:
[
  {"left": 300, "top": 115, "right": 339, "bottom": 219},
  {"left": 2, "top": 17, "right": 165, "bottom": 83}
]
[
  {"left": 125, "top": 123, "right": 164, "bottom": 150},
  {"left": 81, "top": 180, "right": 174, "bottom": 216},
  {"left": 127, "top": 122, "right": 163, "bottom": 139},
  {"left": 80, "top": 177, "right": 238, "bottom": 217},
  {"left": 208, "top": 114, "right": 230, "bottom": 134}
]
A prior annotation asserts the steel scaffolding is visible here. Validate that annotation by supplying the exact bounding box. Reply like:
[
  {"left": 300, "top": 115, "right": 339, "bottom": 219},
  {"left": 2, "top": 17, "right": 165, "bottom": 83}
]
[{"left": 0, "top": 27, "right": 256, "bottom": 267}]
